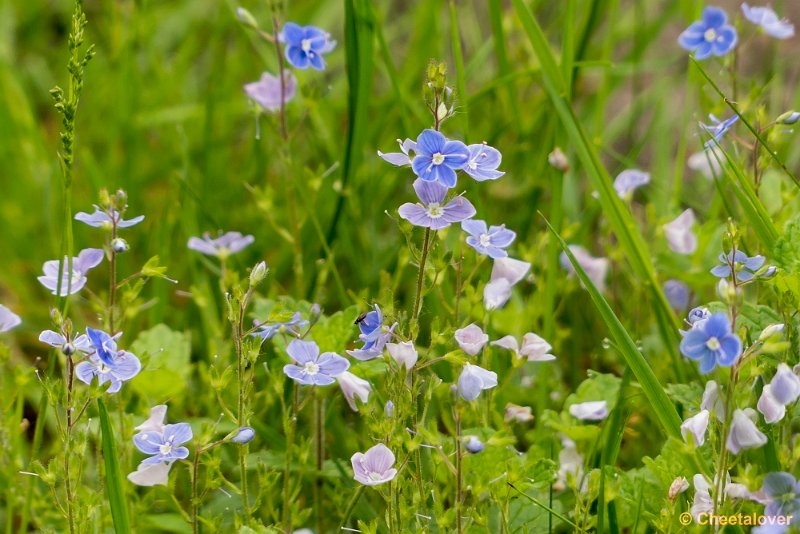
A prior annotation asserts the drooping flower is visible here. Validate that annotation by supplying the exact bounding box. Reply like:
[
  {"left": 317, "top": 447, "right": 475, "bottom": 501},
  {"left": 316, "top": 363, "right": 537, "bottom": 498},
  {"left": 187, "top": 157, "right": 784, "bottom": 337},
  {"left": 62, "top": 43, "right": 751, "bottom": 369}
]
[
  {"left": 504, "top": 403, "right": 534, "bottom": 423},
  {"left": 554, "top": 436, "right": 583, "bottom": 492},
  {"left": 687, "top": 306, "right": 711, "bottom": 327},
  {"left": 280, "top": 22, "right": 336, "bottom": 70},
  {"left": 483, "top": 257, "right": 531, "bottom": 310},
  {"left": 386, "top": 341, "right": 418, "bottom": 371},
  {"left": 347, "top": 305, "right": 397, "bottom": 361},
  {"left": 701, "top": 380, "right": 725, "bottom": 420},
  {"left": 336, "top": 371, "right": 371, "bottom": 412},
  {"left": 613, "top": 169, "right": 650, "bottom": 199},
  {"left": 251, "top": 312, "right": 309, "bottom": 341},
  {"left": 454, "top": 324, "right": 489, "bottom": 356},
  {"left": 688, "top": 147, "right": 724, "bottom": 178},
  {"left": 770, "top": 364, "right": 800, "bottom": 405},
  {"left": 678, "top": 7, "right": 738, "bottom": 60},
  {"left": 187, "top": 231, "right": 254, "bottom": 259},
  {"left": 691, "top": 474, "right": 714, "bottom": 521},
  {"left": 664, "top": 280, "right": 690, "bottom": 311},
  {"left": 39, "top": 329, "right": 93, "bottom": 355},
  {"left": 461, "top": 219, "right": 516, "bottom": 259},
  {"left": 134, "top": 422, "right": 193, "bottom": 464},
  {"left": 663, "top": 209, "right": 698, "bottom": 254},
  {"left": 681, "top": 409, "right": 710, "bottom": 446},
  {"left": 464, "top": 435, "right": 485, "bottom": 453},
  {"left": 38, "top": 248, "right": 104, "bottom": 297},
  {"left": 569, "top": 400, "right": 609, "bottom": 421},
  {"left": 726, "top": 408, "right": 767, "bottom": 454},
  {"left": 491, "top": 333, "right": 556, "bottom": 362},
  {"left": 74, "top": 328, "right": 141, "bottom": 393},
  {"left": 244, "top": 71, "right": 297, "bottom": 111},
  {"left": 231, "top": 427, "right": 256, "bottom": 444},
  {"left": 462, "top": 143, "right": 504, "bottom": 181},
  {"left": 680, "top": 313, "right": 742, "bottom": 373},
  {"left": 410, "top": 129, "right": 469, "bottom": 188},
  {"left": 559, "top": 245, "right": 609, "bottom": 292},
  {"left": 75, "top": 206, "right": 144, "bottom": 229},
  {"left": 710, "top": 250, "right": 766, "bottom": 282},
  {"left": 457, "top": 363, "right": 498, "bottom": 401},
  {"left": 701, "top": 114, "right": 739, "bottom": 149},
  {"left": 742, "top": 4, "right": 794, "bottom": 39},
  {"left": 0, "top": 305, "right": 21, "bottom": 333},
  {"left": 351, "top": 443, "right": 397, "bottom": 486},
  {"left": 378, "top": 138, "right": 416, "bottom": 167},
  {"left": 397, "top": 179, "right": 476, "bottom": 230},
  {"left": 757, "top": 385, "right": 786, "bottom": 424},
  {"left": 283, "top": 339, "right": 349, "bottom": 386}
]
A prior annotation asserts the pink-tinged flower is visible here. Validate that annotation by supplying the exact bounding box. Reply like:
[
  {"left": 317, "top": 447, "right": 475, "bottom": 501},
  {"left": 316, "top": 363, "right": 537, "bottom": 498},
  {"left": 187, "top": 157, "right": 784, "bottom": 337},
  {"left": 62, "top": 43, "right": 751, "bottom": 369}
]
[
  {"left": 336, "top": 371, "right": 371, "bottom": 412},
  {"left": 504, "top": 403, "right": 534, "bottom": 423},
  {"left": 187, "top": 231, "right": 254, "bottom": 258},
  {"left": 757, "top": 385, "right": 785, "bottom": 424},
  {"left": 351, "top": 443, "right": 397, "bottom": 486},
  {"left": 491, "top": 332, "right": 556, "bottom": 362},
  {"left": 386, "top": 341, "right": 418, "bottom": 371},
  {"left": 726, "top": 408, "right": 767, "bottom": 454},
  {"left": 742, "top": 3, "right": 794, "bottom": 39},
  {"left": 454, "top": 324, "right": 489, "bottom": 356},
  {"left": 569, "top": 400, "right": 609, "bottom": 421},
  {"left": 483, "top": 257, "right": 531, "bottom": 310},
  {"left": 38, "top": 248, "right": 104, "bottom": 296},
  {"left": 0, "top": 305, "right": 21, "bottom": 333},
  {"left": 681, "top": 409, "right": 710, "bottom": 446},
  {"left": 244, "top": 71, "right": 297, "bottom": 112},
  {"left": 770, "top": 363, "right": 800, "bottom": 405},
  {"left": 560, "top": 245, "right": 609, "bottom": 292},
  {"left": 663, "top": 209, "right": 698, "bottom": 254},
  {"left": 457, "top": 363, "right": 497, "bottom": 401}
]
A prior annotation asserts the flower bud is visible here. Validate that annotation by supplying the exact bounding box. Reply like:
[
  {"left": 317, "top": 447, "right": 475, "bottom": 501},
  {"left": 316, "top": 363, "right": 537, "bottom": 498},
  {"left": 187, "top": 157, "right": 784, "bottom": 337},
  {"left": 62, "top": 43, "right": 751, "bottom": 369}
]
[
  {"left": 230, "top": 426, "right": 255, "bottom": 444},
  {"left": 111, "top": 238, "right": 129, "bottom": 254},
  {"left": 385, "top": 400, "right": 394, "bottom": 417},
  {"left": 465, "top": 435, "right": 484, "bottom": 454},
  {"left": 62, "top": 342, "right": 76, "bottom": 357},
  {"left": 777, "top": 110, "right": 800, "bottom": 125},
  {"left": 760, "top": 265, "right": 778, "bottom": 279},
  {"left": 668, "top": 476, "right": 689, "bottom": 501},
  {"left": 436, "top": 102, "right": 448, "bottom": 123},
  {"left": 759, "top": 323, "right": 785, "bottom": 342},
  {"left": 548, "top": 147, "right": 570, "bottom": 172},
  {"left": 236, "top": 7, "right": 259, "bottom": 29},
  {"left": 249, "top": 261, "right": 268, "bottom": 287}
]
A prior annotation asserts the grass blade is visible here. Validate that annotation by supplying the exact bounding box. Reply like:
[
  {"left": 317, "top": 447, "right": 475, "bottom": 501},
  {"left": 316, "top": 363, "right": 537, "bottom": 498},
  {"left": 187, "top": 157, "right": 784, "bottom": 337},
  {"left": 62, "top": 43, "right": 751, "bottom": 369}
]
[{"left": 98, "top": 398, "right": 132, "bottom": 534}]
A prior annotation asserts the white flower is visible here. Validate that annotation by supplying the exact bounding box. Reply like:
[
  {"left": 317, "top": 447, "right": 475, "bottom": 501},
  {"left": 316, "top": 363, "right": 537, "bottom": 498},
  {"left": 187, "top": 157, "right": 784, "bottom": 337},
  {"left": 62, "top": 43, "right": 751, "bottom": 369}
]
[
  {"left": 757, "top": 385, "right": 786, "bottom": 424},
  {"left": 663, "top": 209, "right": 697, "bottom": 254},
  {"left": 483, "top": 257, "right": 531, "bottom": 310},
  {"left": 386, "top": 341, "right": 418, "bottom": 371},
  {"left": 134, "top": 405, "right": 168, "bottom": 434},
  {"left": 770, "top": 363, "right": 800, "bottom": 405},
  {"left": 127, "top": 462, "right": 173, "bottom": 487},
  {"left": 336, "top": 371, "right": 372, "bottom": 412},
  {"left": 491, "top": 333, "right": 556, "bottom": 362},
  {"left": 688, "top": 147, "right": 723, "bottom": 179},
  {"left": 691, "top": 474, "right": 713, "bottom": 521},
  {"left": 504, "top": 403, "right": 534, "bottom": 423},
  {"left": 569, "top": 400, "right": 609, "bottom": 421},
  {"left": 701, "top": 380, "right": 725, "bottom": 422},
  {"left": 726, "top": 409, "right": 767, "bottom": 454},
  {"left": 680, "top": 409, "right": 710, "bottom": 446},
  {"left": 454, "top": 324, "right": 489, "bottom": 356}
]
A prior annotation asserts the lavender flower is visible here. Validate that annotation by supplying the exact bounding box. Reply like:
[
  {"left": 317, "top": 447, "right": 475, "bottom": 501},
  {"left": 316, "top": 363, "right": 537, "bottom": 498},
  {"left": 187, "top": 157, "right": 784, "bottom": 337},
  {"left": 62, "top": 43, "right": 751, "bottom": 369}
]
[
  {"left": 398, "top": 179, "right": 476, "bottom": 229},
  {"left": 351, "top": 443, "right": 397, "bottom": 486},
  {"left": 613, "top": 169, "right": 650, "bottom": 199},
  {"left": 770, "top": 364, "right": 800, "bottom": 405},
  {"left": 378, "top": 138, "right": 416, "bottom": 167},
  {"left": 134, "top": 422, "right": 193, "bottom": 464},
  {"left": 726, "top": 408, "right": 767, "bottom": 454},
  {"left": 681, "top": 409, "right": 710, "bottom": 446},
  {"left": 347, "top": 305, "right": 397, "bottom": 361},
  {"left": 559, "top": 245, "right": 609, "bottom": 292},
  {"left": 454, "top": 324, "right": 489, "bottom": 356},
  {"left": 680, "top": 313, "right": 742, "bottom": 373},
  {"left": 386, "top": 341, "right": 418, "bottom": 370},
  {"left": 569, "top": 401, "right": 609, "bottom": 421},
  {"left": 754, "top": 473, "right": 800, "bottom": 526},
  {"left": 688, "top": 147, "right": 724, "bottom": 178},
  {"left": 336, "top": 371, "right": 371, "bottom": 412},
  {"left": 757, "top": 385, "right": 786, "bottom": 424},
  {"left": 483, "top": 257, "right": 531, "bottom": 310},
  {"left": 38, "top": 248, "right": 104, "bottom": 296},
  {"left": 244, "top": 71, "right": 297, "bottom": 111},
  {"left": 283, "top": 339, "right": 349, "bottom": 386},
  {"left": 252, "top": 312, "right": 309, "bottom": 341},
  {"left": 742, "top": 4, "right": 794, "bottom": 39},
  {"left": 231, "top": 427, "right": 256, "bottom": 444},
  {"left": 74, "top": 327, "right": 141, "bottom": 393},
  {"left": 280, "top": 22, "right": 336, "bottom": 70},
  {"left": 664, "top": 280, "right": 690, "bottom": 311},
  {"left": 710, "top": 250, "right": 766, "bottom": 282},
  {"left": 187, "top": 231, "right": 254, "bottom": 258},
  {"left": 491, "top": 333, "right": 556, "bottom": 362},
  {"left": 128, "top": 405, "right": 176, "bottom": 487},
  {"left": 701, "top": 114, "right": 739, "bottom": 149},
  {"left": 410, "top": 129, "right": 469, "bottom": 188},
  {"left": 464, "top": 435, "right": 485, "bottom": 454},
  {"left": 462, "top": 219, "right": 516, "bottom": 259},
  {"left": 75, "top": 206, "right": 144, "bottom": 229},
  {"left": 39, "top": 329, "right": 92, "bottom": 355},
  {"left": 0, "top": 305, "right": 21, "bottom": 333},
  {"left": 457, "top": 363, "right": 498, "bottom": 401},
  {"left": 463, "top": 143, "right": 504, "bottom": 181},
  {"left": 678, "top": 7, "right": 738, "bottom": 60},
  {"left": 663, "top": 209, "right": 697, "bottom": 254}
]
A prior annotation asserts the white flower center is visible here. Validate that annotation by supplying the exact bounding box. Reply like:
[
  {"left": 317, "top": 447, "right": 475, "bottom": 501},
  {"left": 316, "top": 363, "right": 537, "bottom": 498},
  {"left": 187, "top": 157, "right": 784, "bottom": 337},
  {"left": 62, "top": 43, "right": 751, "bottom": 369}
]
[
  {"left": 304, "top": 362, "right": 320, "bottom": 375},
  {"left": 368, "top": 472, "right": 384, "bottom": 481},
  {"left": 159, "top": 442, "right": 173, "bottom": 455},
  {"left": 301, "top": 39, "right": 312, "bottom": 52},
  {"left": 432, "top": 153, "right": 445, "bottom": 165},
  {"left": 98, "top": 364, "right": 111, "bottom": 375},
  {"left": 706, "top": 337, "right": 721, "bottom": 351},
  {"left": 479, "top": 233, "right": 491, "bottom": 247},
  {"left": 426, "top": 203, "right": 444, "bottom": 219},
  {"left": 704, "top": 29, "right": 717, "bottom": 42}
]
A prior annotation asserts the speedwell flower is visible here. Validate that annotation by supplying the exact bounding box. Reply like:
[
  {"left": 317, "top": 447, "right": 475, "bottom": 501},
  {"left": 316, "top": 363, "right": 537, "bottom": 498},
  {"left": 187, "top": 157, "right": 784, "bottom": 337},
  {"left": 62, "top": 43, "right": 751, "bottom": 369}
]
[
  {"left": 75, "top": 206, "right": 144, "bottom": 229},
  {"left": 231, "top": 427, "right": 256, "bottom": 444},
  {"left": 663, "top": 209, "right": 698, "bottom": 254},
  {"left": 491, "top": 332, "right": 556, "bottom": 362},
  {"left": 742, "top": 4, "right": 794, "bottom": 39},
  {"left": 410, "top": 129, "right": 469, "bottom": 188},
  {"left": 39, "top": 329, "right": 92, "bottom": 355},
  {"left": 463, "top": 143, "right": 504, "bottom": 181},
  {"left": 454, "top": 324, "right": 489, "bottom": 356},
  {"left": 75, "top": 327, "right": 141, "bottom": 393},
  {"left": 726, "top": 408, "right": 767, "bottom": 454},
  {"left": 569, "top": 401, "right": 609, "bottom": 421},
  {"left": 251, "top": 312, "right": 309, "bottom": 341},
  {"left": 0, "top": 305, "right": 21, "bottom": 333},
  {"left": 351, "top": 443, "right": 397, "bottom": 486},
  {"left": 680, "top": 313, "right": 742, "bottom": 373},
  {"left": 710, "top": 250, "right": 766, "bottom": 282},
  {"left": 754, "top": 473, "right": 800, "bottom": 524},
  {"left": 398, "top": 179, "right": 476, "bottom": 230},
  {"left": 678, "top": 7, "right": 738, "bottom": 60},
  {"left": 134, "top": 422, "right": 193, "bottom": 464},
  {"left": 457, "top": 363, "right": 498, "bottom": 401},
  {"left": 461, "top": 219, "right": 516, "bottom": 259},
  {"left": 701, "top": 114, "right": 739, "bottom": 149},
  {"left": 378, "top": 138, "right": 416, "bottom": 167},
  {"left": 347, "top": 304, "right": 397, "bottom": 361},
  {"left": 664, "top": 280, "right": 690, "bottom": 311},
  {"left": 283, "top": 339, "right": 349, "bottom": 386},
  {"left": 336, "top": 371, "right": 371, "bottom": 412},
  {"left": 38, "top": 248, "right": 104, "bottom": 296},
  {"left": 280, "top": 22, "right": 336, "bottom": 70},
  {"left": 187, "top": 231, "right": 254, "bottom": 258},
  {"left": 613, "top": 169, "right": 650, "bottom": 199},
  {"left": 681, "top": 409, "right": 710, "bottom": 446},
  {"left": 244, "top": 71, "right": 297, "bottom": 111},
  {"left": 483, "top": 257, "right": 531, "bottom": 310}
]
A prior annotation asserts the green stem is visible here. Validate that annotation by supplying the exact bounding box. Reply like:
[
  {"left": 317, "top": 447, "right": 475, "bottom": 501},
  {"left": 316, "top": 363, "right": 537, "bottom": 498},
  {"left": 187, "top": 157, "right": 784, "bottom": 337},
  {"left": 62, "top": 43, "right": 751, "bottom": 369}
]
[
  {"left": 337, "top": 485, "right": 365, "bottom": 531},
  {"left": 313, "top": 391, "right": 325, "bottom": 534},
  {"left": 411, "top": 227, "right": 433, "bottom": 335},
  {"left": 282, "top": 384, "right": 298, "bottom": 533}
]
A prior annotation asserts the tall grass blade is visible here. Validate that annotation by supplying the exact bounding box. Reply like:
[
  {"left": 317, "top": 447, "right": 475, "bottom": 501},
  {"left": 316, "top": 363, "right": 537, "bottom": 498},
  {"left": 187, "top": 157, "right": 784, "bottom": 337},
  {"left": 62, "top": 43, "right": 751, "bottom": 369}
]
[{"left": 98, "top": 399, "right": 132, "bottom": 534}]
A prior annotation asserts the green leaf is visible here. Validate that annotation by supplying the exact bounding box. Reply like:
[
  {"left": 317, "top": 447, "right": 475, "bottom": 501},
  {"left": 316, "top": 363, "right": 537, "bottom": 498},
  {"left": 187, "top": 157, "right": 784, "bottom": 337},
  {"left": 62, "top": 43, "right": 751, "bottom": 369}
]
[
  {"left": 98, "top": 398, "right": 131, "bottom": 533},
  {"left": 774, "top": 213, "right": 800, "bottom": 273},
  {"left": 130, "top": 324, "right": 191, "bottom": 399}
]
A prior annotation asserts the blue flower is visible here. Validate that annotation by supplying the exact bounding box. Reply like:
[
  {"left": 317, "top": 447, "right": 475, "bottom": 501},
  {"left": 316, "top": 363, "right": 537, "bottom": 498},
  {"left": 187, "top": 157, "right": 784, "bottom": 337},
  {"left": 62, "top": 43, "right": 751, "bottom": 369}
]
[
  {"left": 283, "top": 339, "right": 349, "bottom": 386},
  {"left": 613, "top": 169, "right": 650, "bottom": 198},
  {"left": 758, "top": 473, "right": 800, "bottom": 524},
  {"left": 463, "top": 143, "right": 504, "bottom": 181},
  {"left": 678, "top": 7, "right": 738, "bottom": 60},
  {"left": 244, "top": 71, "right": 297, "bottom": 111},
  {"left": 37, "top": 248, "right": 104, "bottom": 297},
  {"left": 410, "top": 129, "right": 469, "bottom": 188},
  {"left": 701, "top": 114, "right": 738, "bottom": 149},
  {"left": 280, "top": 22, "right": 336, "bottom": 71},
  {"left": 0, "top": 305, "right": 21, "bottom": 333},
  {"left": 687, "top": 306, "right": 711, "bottom": 326},
  {"left": 680, "top": 313, "right": 742, "bottom": 373},
  {"left": 230, "top": 427, "right": 255, "bottom": 444},
  {"left": 134, "top": 422, "right": 193, "bottom": 464},
  {"left": 347, "top": 304, "right": 397, "bottom": 361},
  {"left": 664, "top": 280, "right": 690, "bottom": 311},
  {"left": 75, "top": 327, "right": 141, "bottom": 393},
  {"left": 398, "top": 179, "right": 476, "bottom": 230},
  {"left": 742, "top": 4, "right": 794, "bottom": 40},
  {"left": 378, "top": 138, "right": 416, "bottom": 167},
  {"left": 251, "top": 312, "right": 309, "bottom": 341},
  {"left": 461, "top": 219, "right": 516, "bottom": 259},
  {"left": 39, "top": 329, "right": 93, "bottom": 355},
  {"left": 187, "top": 231, "right": 254, "bottom": 258},
  {"left": 457, "top": 363, "right": 497, "bottom": 401},
  {"left": 75, "top": 206, "right": 144, "bottom": 229},
  {"left": 710, "top": 250, "right": 766, "bottom": 282}
]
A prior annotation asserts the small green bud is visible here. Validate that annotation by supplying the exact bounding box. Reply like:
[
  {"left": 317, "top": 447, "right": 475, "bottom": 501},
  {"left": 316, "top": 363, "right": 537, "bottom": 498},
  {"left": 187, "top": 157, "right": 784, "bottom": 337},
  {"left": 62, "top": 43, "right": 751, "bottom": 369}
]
[
  {"left": 249, "top": 261, "right": 268, "bottom": 287},
  {"left": 777, "top": 111, "right": 800, "bottom": 125},
  {"left": 236, "top": 7, "right": 259, "bottom": 29}
]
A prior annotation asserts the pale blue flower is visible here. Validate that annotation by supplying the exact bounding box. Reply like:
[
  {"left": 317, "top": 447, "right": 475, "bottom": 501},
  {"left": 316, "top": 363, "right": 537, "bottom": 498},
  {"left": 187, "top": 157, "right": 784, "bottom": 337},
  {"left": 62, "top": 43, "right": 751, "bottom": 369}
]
[
  {"left": 283, "top": 339, "right": 349, "bottom": 386},
  {"left": 134, "top": 423, "right": 193, "bottom": 464},
  {"left": 742, "top": 4, "right": 794, "bottom": 39},
  {"left": 755, "top": 473, "right": 800, "bottom": 531},
  {"left": 75, "top": 328, "right": 141, "bottom": 393},
  {"left": 231, "top": 427, "right": 255, "bottom": 444},
  {"left": 37, "top": 248, "right": 104, "bottom": 296},
  {"left": 465, "top": 436, "right": 484, "bottom": 454},
  {"left": 187, "top": 231, "right": 254, "bottom": 258},
  {"left": 701, "top": 114, "right": 739, "bottom": 149},
  {"left": 726, "top": 408, "right": 767, "bottom": 454},
  {"left": 244, "top": 71, "right": 297, "bottom": 111},
  {"left": 351, "top": 444, "right": 397, "bottom": 486},
  {"left": 457, "top": 363, "right": 497, "bottom": 401},
  {"left": 280, "top": 22, "right": 336, "bottom": 70},
  {"left": 347, "top": 305, "right": 397, "bottom": 361},
  {"left": 75, "top": 206, "right": 144, "bottom": 229},
  {"left": 398, "top": 179, "right": 476, "bottom": 230},
  {"left": 39, "top": 330, "right": 92, "bottom": 355},
  {"left": 378, "top": 138, "right": 416, "bottom": 167},
  {"left": 687, "top": 306, "right": 711, "bottom": 326},
  {"left": 678, "top": 7, "right": 738, "bottom": 60},
  {"left": 252, "top": 312, "right": 309, "bottom": 341},
  {"left": 613, "top": 169, "right": 650, "bottom": 198},
  {"left": 710, "top": 250, "right": 766, "bottom": 282},
  {"left": 463, "top": 143, "right": 504, "bottom": 181},
  {"left": 0, "top": 305, "right": 21, "bottom": 333},
  {"left": 461, "top": 219, "right": 516, "bottom": 259},
  {"left": 680, "top": 313, "right": 742, "bottom": 373},
  {"left": 410, "top": 129, "right": 469, "bottom": 188},
  {"left": 664, "top": 279, "right": 690, "bottom": 311}
]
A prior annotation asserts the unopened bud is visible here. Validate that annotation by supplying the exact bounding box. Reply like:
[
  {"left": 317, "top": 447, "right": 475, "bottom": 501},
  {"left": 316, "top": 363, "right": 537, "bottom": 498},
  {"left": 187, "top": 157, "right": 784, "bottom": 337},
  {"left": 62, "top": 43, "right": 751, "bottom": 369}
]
[
  {"left": 236, "top": 7, "right": 259, "bottom": 29},
  {"left": 62, "top": 342, "right": 76, "bottom": 356},
  {"left": 548, "top": 147, "right": 570, "bottom": 172},
  {"left": 230, "top": 426, "right": 255, "bottom": 444},
  {"left": 436, "top": 102, "right": 448, "bottom": 123},
  {"left": 668, "top": 476, "right": 689, "bottom": 501},
  {"left": 761, "top": 265, "right": 778, "bottom": 279},
  {"left": 249, "top": 261, "right": 268, "bottom": 287},
  {"left": 759, "top": 323, "right": 785, "bottom": 342},
  {"left": 777, "top": 111, "right": 800, "bottom": 125},
  {"left": 111, "top": 238, "right": 129, "bottom": 254}
]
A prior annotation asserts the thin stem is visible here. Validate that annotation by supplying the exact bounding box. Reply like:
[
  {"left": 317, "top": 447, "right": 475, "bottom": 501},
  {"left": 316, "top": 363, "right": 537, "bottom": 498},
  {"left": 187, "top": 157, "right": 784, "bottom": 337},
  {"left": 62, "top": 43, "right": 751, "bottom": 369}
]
[
  {"left": 455, "top": 403, "right": 463, "bottom": 534},
  {"left": 64, "top": 355, "right": 76, "bottom": 534},
  {"left": 282, "top": 384, "right": 298, "bottom": 533},
  {"left": 234, "top": 291, "right": 252, "bottom": 520},
  {"left": 411, "top": 227, "right": 433, "bottom": 333},
  {"left": 271, "top": 15, "right": 288, "bottom": 141},
  {"left": 109, "top": 222, "right": 117, "bottom": 333},
  {"left": 313, "top": 390, "right": 324, "bottom": 534},
  {"left": 338, "top": 485, "right": 365, "bottom": 531},
  {"left": 192, "top": 450, "right": 200, "bottom": 534}
]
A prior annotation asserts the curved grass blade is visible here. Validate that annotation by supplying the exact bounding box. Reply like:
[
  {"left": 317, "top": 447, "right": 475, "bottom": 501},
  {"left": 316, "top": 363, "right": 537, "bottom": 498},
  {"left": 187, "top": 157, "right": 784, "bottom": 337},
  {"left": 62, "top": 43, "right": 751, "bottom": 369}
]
[{"left": 98, "top": 398, "right": 132, "bottom": 533}]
